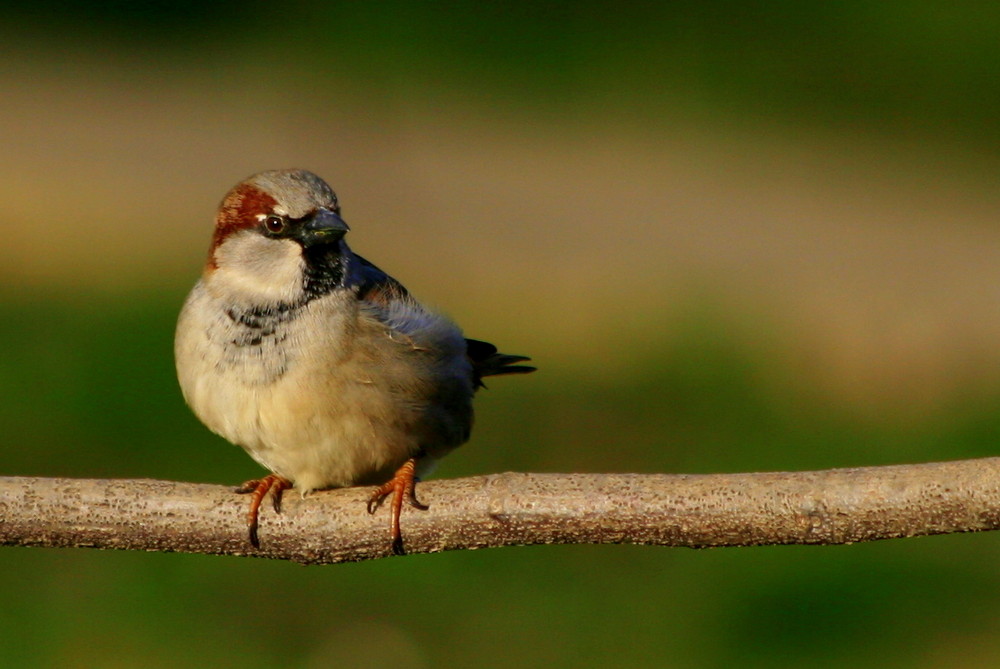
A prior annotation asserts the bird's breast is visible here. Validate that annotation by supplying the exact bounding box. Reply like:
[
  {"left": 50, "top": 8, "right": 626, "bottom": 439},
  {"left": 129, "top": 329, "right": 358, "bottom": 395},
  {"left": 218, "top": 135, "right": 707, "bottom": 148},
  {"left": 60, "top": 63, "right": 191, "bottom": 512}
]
[{"left": 175, "top": 284, "right": 474, "bottom": 490}]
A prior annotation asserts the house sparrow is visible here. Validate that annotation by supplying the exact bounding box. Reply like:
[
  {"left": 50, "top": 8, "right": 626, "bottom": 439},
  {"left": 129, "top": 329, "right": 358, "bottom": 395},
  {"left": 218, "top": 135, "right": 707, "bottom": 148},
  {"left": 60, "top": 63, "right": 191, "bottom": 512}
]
[{"left": 175, "top": 169, "right": 534, "bottom": 554}]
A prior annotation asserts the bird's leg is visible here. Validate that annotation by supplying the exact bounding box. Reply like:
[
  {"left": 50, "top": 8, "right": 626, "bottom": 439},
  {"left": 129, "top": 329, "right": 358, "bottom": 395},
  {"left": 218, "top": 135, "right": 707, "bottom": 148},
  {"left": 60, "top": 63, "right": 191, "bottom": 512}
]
[
  {"left": 367, "top": 457, "right": 429, "bottom": 555},
  {"left": 235, "top": 474, "right": 292, "bottom": 548}
]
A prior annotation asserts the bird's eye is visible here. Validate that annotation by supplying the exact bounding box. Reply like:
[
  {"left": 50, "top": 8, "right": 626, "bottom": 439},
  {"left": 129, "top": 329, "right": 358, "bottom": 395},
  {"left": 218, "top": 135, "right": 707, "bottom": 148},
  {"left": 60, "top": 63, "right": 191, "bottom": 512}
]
[{"left": 264, "top": 215, "right": 286, "bottom": 233}]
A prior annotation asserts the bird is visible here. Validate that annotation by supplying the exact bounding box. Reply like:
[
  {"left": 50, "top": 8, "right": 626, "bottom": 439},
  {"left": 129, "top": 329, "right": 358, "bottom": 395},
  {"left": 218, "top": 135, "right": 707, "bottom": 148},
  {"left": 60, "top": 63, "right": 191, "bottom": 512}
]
[{"left": 174, "top": 169, "right": 534, "bottom": 554}]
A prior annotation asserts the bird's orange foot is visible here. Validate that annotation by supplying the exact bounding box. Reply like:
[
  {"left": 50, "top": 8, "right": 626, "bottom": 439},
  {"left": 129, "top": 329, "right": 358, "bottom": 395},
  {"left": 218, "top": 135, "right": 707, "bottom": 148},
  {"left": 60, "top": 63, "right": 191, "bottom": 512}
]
[
  {"left": 235, "top": 474, "right": 292, "bottom": 548},
  {"left": 367, "top": 458, "right": 428, "bottom": 555}
]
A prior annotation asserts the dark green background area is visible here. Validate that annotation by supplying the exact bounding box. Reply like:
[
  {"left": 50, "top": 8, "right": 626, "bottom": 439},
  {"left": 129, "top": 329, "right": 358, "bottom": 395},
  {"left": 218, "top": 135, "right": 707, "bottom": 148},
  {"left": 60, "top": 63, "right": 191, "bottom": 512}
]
[
  {"left": 3, "top": 2, "right": 1000, "bottom": 666},
  {"left": 6, "top": 2, "right": 1000, "bottom": 141}
]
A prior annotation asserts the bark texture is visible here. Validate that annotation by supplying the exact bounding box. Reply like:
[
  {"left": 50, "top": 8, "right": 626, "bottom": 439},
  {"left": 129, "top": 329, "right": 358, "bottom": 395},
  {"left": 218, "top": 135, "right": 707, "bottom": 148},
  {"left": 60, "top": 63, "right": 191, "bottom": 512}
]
[{"left": 2, "top": 458, "right": 1000, "bottom": 564}]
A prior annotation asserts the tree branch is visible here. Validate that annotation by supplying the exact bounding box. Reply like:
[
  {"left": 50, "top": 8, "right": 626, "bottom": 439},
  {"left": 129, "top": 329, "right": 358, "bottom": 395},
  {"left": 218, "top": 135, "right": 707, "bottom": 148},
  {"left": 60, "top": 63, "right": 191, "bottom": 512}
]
[{"left": 2, "top": 458, "right": 1000, "bottom": 564}]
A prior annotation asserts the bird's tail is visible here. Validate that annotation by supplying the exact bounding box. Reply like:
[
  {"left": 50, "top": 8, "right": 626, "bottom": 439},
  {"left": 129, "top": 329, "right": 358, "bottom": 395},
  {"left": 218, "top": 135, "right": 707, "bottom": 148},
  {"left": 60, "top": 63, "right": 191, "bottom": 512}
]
[{"left": 466, "top": 338, "right": 536, "bottom": 388}]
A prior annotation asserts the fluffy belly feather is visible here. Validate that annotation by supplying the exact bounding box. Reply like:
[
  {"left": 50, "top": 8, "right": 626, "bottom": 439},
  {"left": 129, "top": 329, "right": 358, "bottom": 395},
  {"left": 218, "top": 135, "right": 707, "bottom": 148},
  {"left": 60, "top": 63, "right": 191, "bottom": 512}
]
[
  {"left": 238, "top": 362, "right": 428, "bottom": 491},
  {"left": 175, "top": 285, "right": 473, "bottom": 493}
]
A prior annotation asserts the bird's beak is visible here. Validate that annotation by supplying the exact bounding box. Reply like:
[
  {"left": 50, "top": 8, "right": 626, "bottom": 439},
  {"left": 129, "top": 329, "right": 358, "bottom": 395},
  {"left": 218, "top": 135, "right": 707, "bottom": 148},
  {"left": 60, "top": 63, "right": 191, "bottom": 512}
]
[{"left": 299, "top": 208, "right": 350, "bottom": 247}]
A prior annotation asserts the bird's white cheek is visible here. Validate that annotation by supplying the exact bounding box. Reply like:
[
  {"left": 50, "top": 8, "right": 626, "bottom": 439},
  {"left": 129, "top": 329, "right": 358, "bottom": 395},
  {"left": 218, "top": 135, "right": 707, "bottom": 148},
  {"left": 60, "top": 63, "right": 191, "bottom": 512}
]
[{"left": 210, "top": 231, "right": 306, "bottom": 304}]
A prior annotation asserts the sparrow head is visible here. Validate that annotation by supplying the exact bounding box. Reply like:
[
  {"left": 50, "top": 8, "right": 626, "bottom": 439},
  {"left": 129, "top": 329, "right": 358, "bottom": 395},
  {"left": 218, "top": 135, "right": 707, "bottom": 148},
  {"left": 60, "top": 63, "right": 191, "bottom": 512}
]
[{"left": 205, "top": 169, "right": 352, "bottom": 304}]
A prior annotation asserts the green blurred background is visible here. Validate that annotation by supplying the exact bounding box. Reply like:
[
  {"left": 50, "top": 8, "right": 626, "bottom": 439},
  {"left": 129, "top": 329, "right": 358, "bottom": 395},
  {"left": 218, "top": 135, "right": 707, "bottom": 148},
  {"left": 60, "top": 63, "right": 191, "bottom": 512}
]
[{"left": 3, "top": 2, "right": 1000, "bottom": 667}]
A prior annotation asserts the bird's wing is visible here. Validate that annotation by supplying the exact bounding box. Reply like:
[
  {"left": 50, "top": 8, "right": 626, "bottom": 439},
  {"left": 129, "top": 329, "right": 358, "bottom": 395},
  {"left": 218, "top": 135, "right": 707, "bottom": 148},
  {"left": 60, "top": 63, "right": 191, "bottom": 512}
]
[
  {"left": 352, "top": 254, "right": 453, "bottom": 346},
  {"left": 353, "top": 254, "right": 535, "bottom": 385},
  {"left": 353, "top": 254, "right": 411, "bottom": 307}
]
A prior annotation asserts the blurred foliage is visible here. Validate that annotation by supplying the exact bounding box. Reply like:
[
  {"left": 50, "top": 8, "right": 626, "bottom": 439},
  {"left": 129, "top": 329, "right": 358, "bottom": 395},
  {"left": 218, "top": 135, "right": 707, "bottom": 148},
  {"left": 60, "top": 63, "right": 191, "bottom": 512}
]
[
  {"left": 3, "top": 294, "right": 1000, "bottom": 667},
  {"left": 4, "top": 2, "right": 1000, "bottom": 144}
]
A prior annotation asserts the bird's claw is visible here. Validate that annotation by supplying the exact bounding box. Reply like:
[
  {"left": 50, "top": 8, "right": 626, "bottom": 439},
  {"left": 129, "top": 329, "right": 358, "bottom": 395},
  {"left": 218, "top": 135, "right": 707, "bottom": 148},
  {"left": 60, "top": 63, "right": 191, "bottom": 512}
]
[
  {"left": 367, "top": 458, "right": 428, "bottom": 555},
  {"left": 235, "top": 474, "right": 291, "bottom": 548}
]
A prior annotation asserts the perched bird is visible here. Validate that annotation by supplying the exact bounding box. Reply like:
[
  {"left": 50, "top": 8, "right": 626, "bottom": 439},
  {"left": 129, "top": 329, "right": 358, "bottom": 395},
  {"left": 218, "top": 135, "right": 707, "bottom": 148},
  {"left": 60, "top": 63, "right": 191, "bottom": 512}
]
[{"left": 175, "top": 169, "right": 534, "bottom": 553}]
